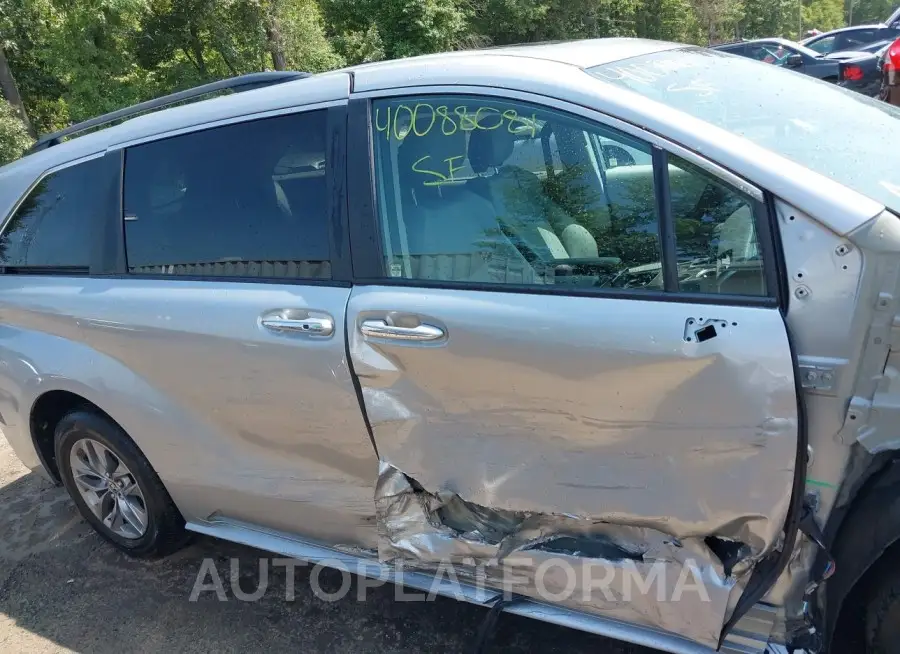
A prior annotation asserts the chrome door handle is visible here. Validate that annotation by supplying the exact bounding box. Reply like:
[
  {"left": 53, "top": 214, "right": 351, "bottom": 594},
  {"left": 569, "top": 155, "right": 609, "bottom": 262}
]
[
  {"left": 360, "top": 319, "right": 444, "bottom": 341},
  {"left": 261, "top": 316, "right": 334, "bottom": 336}
]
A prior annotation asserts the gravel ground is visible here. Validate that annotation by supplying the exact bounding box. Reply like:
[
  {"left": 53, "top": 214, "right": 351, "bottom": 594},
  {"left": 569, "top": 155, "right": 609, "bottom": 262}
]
[{"left": 0, "top": 432, "right": 659, "bottom": 654}]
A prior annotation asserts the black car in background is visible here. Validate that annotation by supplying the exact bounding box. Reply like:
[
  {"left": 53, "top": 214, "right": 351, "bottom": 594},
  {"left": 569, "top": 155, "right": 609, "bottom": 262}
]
[
  {"left": 712, "top": 38, "right": 883, "bottom": 96},
  {"left": 802, "top": 23, "right": 900, "bottom": 54}
]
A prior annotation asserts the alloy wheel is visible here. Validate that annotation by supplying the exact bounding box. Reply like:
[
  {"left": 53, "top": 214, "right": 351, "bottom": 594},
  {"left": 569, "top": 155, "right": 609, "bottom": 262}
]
[{"left": 69, "top": 438, "right": 148, "bottom": 539}]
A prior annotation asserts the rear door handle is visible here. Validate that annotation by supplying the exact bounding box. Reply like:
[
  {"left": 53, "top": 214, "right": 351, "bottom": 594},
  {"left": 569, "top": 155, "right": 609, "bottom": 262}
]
[
  {"left": 360, "top": 319, "right": 444, "bottom": 341},
  {"left": 261, "top": 316, "right": 334, "bottom": 336}
]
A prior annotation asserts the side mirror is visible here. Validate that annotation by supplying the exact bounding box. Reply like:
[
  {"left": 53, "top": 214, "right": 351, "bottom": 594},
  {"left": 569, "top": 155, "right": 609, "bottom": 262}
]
[{"left": 787, "top": 53, "right": 804, "bottom": 68}]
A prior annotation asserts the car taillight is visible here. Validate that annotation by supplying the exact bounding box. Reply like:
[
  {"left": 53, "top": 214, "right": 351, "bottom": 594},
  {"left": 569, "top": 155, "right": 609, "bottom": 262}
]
[
  {"left": 843, "top": 64, "right": 865, "bottom": 81},
  {"left": 890, "top": 41, "right": 900, "bottom": 69}
]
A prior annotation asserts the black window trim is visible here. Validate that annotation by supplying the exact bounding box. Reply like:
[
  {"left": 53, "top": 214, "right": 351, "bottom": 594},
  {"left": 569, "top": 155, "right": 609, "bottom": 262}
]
[
  {"left": 108, "top": 103, "right": 352, "bottom": 286},
  {"left": 0, "top": 151, "right": 112, "bottom": 276},
  {"left": 652, "top": 146, "right": 679, "bottom": 293},
  {"left": 346, "top": 91, "right": 783, "bottom": 309}
]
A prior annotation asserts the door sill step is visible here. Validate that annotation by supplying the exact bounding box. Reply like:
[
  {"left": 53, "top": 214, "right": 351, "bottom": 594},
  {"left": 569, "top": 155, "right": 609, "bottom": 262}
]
[{"left": 187, "top": 518, "right": 777, "bottom": 654}]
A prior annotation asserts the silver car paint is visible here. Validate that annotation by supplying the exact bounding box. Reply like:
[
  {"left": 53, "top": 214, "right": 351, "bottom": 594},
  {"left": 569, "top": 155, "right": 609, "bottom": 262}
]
[
  {"left": 347, "top": 285, "right": 797, "bottom": 647},
  {"left": 352, "top": 52, "right": 882, "bottom": 235},
  {"left": 0, "top": 277, "right": 380, "bottom": 548},
  {"left": 1, "top": 38, "right": 899, "bottom": 653}
]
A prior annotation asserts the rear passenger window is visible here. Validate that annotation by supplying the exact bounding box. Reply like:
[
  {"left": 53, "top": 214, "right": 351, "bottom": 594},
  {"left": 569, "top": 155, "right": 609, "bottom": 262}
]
[
  {"left": 0, "top": 157, "right": 105, "bottom": 270},
  {"left": 668, "top": 156, "right": 766, "bottom": 296},
  {"left": 840, "top": 30, "right": 876, "bottom": 50},
  {"left": 124, "top": 111, "right": 331, "bottom": 279},
  {"left": 371, "top": 95, "right": 663, "bottom": 290}
]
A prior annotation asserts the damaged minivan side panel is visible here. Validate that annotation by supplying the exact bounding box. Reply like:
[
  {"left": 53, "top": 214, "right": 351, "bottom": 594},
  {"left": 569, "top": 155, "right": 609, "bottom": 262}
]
[{"left": 347, "top": 286, "right": 799, "bottom": 647}]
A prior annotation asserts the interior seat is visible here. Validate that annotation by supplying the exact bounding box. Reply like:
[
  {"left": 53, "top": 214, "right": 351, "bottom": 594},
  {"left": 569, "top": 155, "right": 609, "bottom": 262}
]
[
  {"left": 466, "top": 128, "right": 598, "bottom": 260},
  {"left": 394, "top": 128, "right": 537, "bottom": 284}
]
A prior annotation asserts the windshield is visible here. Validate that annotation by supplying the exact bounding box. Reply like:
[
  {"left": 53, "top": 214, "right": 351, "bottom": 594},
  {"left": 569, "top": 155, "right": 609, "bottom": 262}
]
[
  {"left": 778, "top": 41, "right": 824, "bottom": 58},
  {"left": 589, "top": 47, "right": 900, "bottom": 213}
]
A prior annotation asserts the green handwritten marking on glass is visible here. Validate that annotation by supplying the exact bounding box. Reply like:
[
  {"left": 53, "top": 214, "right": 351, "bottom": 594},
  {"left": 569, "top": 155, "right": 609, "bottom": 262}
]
[
  {"left": 411, "top": 155, "right": 467, "bottom": 187},
  {"left": 806, "top": 478, "right": 837, "bottom": 489},
  {"left": 375, "top": 102, "right": 538, "bottom": 146},
  {"left": 474, "top": 106, "right": 503, "bottom": 130},
  {"left": 412, "top": 104, "right": 435, "bottom": 136},
  {"left": 374, "top": 106, "right": 391, "bottom": 140},
  {"left": 375, "top": 101, "right": 541, "bottom": 185}
]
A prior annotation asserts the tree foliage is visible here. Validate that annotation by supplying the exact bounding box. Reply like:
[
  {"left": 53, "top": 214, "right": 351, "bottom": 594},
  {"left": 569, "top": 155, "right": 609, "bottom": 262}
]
[
  {"left": 0, "top": 99, "right": 33, "bottom": 165},
  {"left": 0, "top": 0, "right": 873, "bottom": 140},
  {"left": 805, "top": 0, "right": 845, "bottom": 33}
]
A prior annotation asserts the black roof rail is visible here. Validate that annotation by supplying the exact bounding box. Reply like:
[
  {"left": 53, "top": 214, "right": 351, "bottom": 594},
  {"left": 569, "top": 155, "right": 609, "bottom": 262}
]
[{"left": 27, "top": 71, "right": 311, "bottom": 155}]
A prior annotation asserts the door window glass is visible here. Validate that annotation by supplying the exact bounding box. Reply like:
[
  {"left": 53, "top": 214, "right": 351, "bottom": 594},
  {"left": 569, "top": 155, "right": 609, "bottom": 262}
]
[
  {"left": 746, "top": 43, "right": 792, "bottom": 66},
  {"left": 668, "top": 156, "right": 766, "bottom": 296},
  {"left": 0, "top": 157, "right": 105, "bottom": 270},
  {"left": 370, "top": 95, "right": 662, "bottom": 290},
  {"left": 807, "top": 36, "right": 836, "bottom": 54},
  {"left": 124, "top": 110, "right": 331, "bottom": 279},
  {"left": 839, "top": 29, "right": 877, "bottom": 50}
]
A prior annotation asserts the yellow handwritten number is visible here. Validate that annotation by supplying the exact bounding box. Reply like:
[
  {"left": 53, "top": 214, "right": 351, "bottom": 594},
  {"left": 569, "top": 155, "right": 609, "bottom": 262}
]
[
  {"left": 474, "top": 106, "right": 502, "bottom": 130},
  {"left": 393, "top": 105, "right": 414, "bottom": 141},
  {"left": 454, "top": 106, "right": 478, "bottom": 131},
  {"left": 375, "top": 106, "right": 391, "bottom": 140},
  {"left": 411, "top": 104, "right": 435, "bottom": 137},
  {"left": 436, "top": 106, "right": 457, "bottom": 135}
]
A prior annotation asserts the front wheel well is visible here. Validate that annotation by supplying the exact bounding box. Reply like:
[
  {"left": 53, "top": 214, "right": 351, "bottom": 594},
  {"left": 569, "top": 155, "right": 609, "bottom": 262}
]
[
  {"left": 30, "top": 390, "right": 108, "bottom": 482},
  {"left": 826, "top": 457, "right": 900, "bottom": 650}
]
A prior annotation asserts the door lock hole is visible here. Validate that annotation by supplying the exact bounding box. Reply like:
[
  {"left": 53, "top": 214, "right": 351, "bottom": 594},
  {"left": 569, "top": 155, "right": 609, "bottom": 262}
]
[
  {"left": 684, "top": 317, "right": 725, "bottom": 343},
  {"left": 695, "top": 324, "right": 718, "bottom": 343}
]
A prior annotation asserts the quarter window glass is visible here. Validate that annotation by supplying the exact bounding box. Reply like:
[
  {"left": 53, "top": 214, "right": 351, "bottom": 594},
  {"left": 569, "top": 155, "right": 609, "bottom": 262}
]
[
  {"left": 371, "top": 96, "right": 663, "bottom": 290},
  {"left": 0, "top": 157, "right": 104, "bottom": 269},
  {"left": 668, "top": 156, "right": 766, "bottom": 296},
  {"left": 124, "top": 111, "right": 331, "bottom": 279}
]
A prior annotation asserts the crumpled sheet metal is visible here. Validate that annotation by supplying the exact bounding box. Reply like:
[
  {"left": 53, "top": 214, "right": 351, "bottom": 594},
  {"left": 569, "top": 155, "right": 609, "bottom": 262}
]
[
  {"left": 357, "top": 342, "right": 797, "bottom": 559},
  {"left": 375, "top": 461, "right": 743, "bottom": 647}
]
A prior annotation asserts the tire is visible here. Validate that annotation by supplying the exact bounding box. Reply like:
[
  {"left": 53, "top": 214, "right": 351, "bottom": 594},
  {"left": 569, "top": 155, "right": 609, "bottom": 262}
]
[
  {"left": 866, "top": 565, "right": 900, "bottom": 654},
  {"left": 55, "top": 409, "right": 188, "bottom": 557}
]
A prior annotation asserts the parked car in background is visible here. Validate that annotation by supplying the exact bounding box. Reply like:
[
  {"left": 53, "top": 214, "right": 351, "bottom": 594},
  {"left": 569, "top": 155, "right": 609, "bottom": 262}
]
[
  {"left": 712, "top": 38, "right": 882, "bottom": 95},
  {"left": 855, "top": 38, "right": 895, "bottom": 53},
  {"left": 802, "top": 23, "right": 900, "bottom": 54},
  {"left": 879, "top": 36, "right": 900, "bottom": 105},
  {"left": 833, "top": 48, "right": 886, "bottom": 95}
]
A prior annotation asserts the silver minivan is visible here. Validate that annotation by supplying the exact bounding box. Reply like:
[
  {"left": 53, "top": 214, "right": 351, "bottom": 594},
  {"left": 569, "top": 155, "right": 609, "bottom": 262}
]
[{"left": 2, "top": 38, "right": 900, "bottom": 654}]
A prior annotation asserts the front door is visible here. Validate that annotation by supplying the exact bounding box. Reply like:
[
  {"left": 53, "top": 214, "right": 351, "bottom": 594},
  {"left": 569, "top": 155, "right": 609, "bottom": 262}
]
[{"left": 346, "top": 93, "right": 799, "bottom": 647}]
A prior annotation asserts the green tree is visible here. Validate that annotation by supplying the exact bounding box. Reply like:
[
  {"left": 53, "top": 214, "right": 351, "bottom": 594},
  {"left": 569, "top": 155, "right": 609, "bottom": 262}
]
[
  {"left": 262, "top": 0, "right": 344, "bottom": 71},
  {"left": 847, "top": 0, "right": 893, "bottom": 25},
  {"left": 0, "top": 0, "right": 66, "bottom": 134},
  {"left": 689, "top": 0, "right": 745, "bottom": 43},
  {"left": 635, "top": 0, "right": 703, "bottom": 42},
  {"left": 804, "top": 0, "right": 845, "bottom": 32},
  {"left": 0, "top": 99, "right": 33, "bottom": 165},
  {"left": 739, "top": 0, "right": 797, "bottom": 38},
  {"left": 322, "top": 0, "right": 471, "bottom": 59},
  {"left": 470, "top": 0, "right": 641, "bottom": 46}
]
